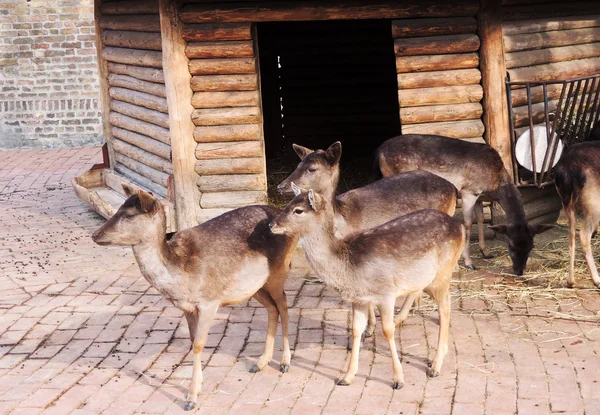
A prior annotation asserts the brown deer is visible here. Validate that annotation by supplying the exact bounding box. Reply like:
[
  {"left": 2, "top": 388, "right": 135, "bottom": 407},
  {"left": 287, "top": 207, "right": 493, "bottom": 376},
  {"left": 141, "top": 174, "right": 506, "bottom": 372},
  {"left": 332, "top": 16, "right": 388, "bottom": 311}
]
[
  {"left": 375, "top": 134, "right": 552, "bottom": 275},
  {"left": 91, "top": 185, "right": 296, "bottom": 411},
  {"left": 270, "top": 186, "right": 465, "bottom": 389},
  {"left": 554, "top": 141, "right": 600, "bottom": 288},
  {"left": 277, "top": 142, "right": 458, "bottom": 335}
]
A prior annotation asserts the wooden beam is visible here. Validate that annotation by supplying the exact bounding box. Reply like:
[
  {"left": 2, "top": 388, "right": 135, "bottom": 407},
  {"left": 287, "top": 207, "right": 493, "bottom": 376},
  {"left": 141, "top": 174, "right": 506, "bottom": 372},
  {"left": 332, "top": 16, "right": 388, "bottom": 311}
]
[
  {"left": 394, "top": 34, "right": 480, "bottom": 56},
  {"left": 107, "top": 62, "right": 165, "bottom": 84},
  {"left": 181, "top": 23, "right": 252, "bottom": 41},
  {"left": 392, "top": 17, "right": 478, "bottom": 37},
  {"left": 477, "top": 0, "right": 512, "bottom": 175},
  {"left": 505, "top": 42, "right": 600, "bottom": 69},
  {"left": 396, "top": 68, "right": 481, "bottom": 89},
  {"left": 399, "top": 84, "right": 483, "bottom": 107},
  {"left": 191, "top": 91, "right": 259, "bottom": 108},
  {"left": 98, "top": 14, "right": 161, "bottom": 32},
  {"left": 108, "top": 73, "right": 167, "bottom": 97},
  {"left": 508, "top": 56, "right": 600, "bottom": 83},
  {"left": 101, "top": 30, "right": 163, "bottom": 51},
  {"left": 400, "top": 103, "right": 483, "bottom": 124},
  {"left": 100, "top": 0, "right": 159, "bottom": 15},
  {"left": 504, "top": 27, "right": 600, "bottom": 53},
  {"left": 102, "top": 47, "right": 163, "bottom": 68},
  {"left": 159, "top": 0, "right": 201, "bottom": 230},
  {"left": 402, "top": 119, "right": 485, "bottom": 138},
  {"left": 503, "top": 14, "right": 600, "bottom": 36},
  {"left": 395, "top": 53, "right": 479, "bottom": 73}
]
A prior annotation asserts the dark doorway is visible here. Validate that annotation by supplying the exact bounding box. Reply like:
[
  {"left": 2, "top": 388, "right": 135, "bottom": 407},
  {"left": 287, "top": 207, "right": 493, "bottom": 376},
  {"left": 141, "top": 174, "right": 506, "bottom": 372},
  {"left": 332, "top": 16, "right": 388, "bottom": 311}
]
[{"left": 257, "top": 20, "right": 401, "bottom": 204}]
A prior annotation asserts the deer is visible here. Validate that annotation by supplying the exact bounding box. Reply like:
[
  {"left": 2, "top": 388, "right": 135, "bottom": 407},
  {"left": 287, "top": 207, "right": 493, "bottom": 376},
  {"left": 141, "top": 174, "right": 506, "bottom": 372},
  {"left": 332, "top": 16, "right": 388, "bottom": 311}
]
[
  {"left": 375, "top": 134, "right": 553, "bottom": 275},
  {"left": 277, "top": 141, "right": 458, "bottom": 336},
  {"left": 554, "top": 141, "right": 600, "bottom": 288},
  {"left": 91, "top": 185, "right": 297, "bottom": 411},
  {"left": 270, "top": 185, "right": 465, "bottom": 389}
]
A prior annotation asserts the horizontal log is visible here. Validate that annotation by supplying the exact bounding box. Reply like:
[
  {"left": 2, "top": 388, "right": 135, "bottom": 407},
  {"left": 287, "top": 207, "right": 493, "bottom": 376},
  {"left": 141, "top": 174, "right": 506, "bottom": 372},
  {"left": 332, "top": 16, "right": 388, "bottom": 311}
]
[
  {"left": 112, "top": 138, "right": 172, "bottom": 174},
  {"left": 399, "top": 84, "right": 483, "bottom": 106},
  {"left": 110, "top": 99, "right": 170, "bottom": 129},
  {"left": 397, "top": 68, "right": 481, "bottom": 88},
  {"left": 197, "top": 174, "right": 265, "bottom": 192},
  {"left": 194, "top": 124, "right": 261, "bottom": 142},
  {"left": 108, "top": 73, "right": 166, "bottom": 97},
  {"left": 191, "top": 91, "right": 259, "bottom": 108},
  {"left": 200, "top": 191, "right": 266, "bottom": 209},
  {"left": 400, "top": 103, "right": 483, "bottom": 124},
  {"left": 102, "top": 47, "right": 163, "bottom": 69},
  {"left": 194, "top": 157, "right": 263, "bottom": 175},
  {"left": 504, "top": 27, "right": 600, "bottom": 53},
  {"left": 180, "top": 2, "right": 481, "bottom": 24},
  {"left": 402, "top": 119, "right": 485, "bottom": 138},
  {"left": 102, "top": 30, "right": 162, "bottom": 51},
  {"left": 506, "top": 42, "right": 600, "bottom": 69},
  {"left": 185, "top": 41, "right": 254, "bottom": 59},
  {"left": 109, "top": 112, "right": 171, "bottom": 145},
  {"left": 191, "top": 74, "right": 258, "bottom": 91},
  {"left": 395, "top": 53, "right": 479, "bottom": 73},
  {"left": 197, "top": 207, "right": 234, "bottom": 223},
  {"left": 98, "top": 15, "right": 161, "bottom": 32},
  {"left": 508, "top": 57, "right": 600, "bottom": 83},
  {"left": 523, "top": 193, "right": 563, "bottom": 220},
  {"left": 502, "top": 1, "right": 599, "bottom": 21},
  {"left": 191, "top": 107, "right": 260, "bottom": 126},
  {"left": 99, "top": 1, "right": 159, "bottom": 15},
  {"left": 111, "top": 126, "right": 171, "bottom": 160},
  {"left": 510, "top": 84, "right": 563, "bottom": 107},
  {"left": 107, "top": 62, "right": 165, "bottom": 83},
  {"left": 181, "top": 23, "right": 252, "bottom": 41},
  {"left": 512, "top": 100, "right": 559, "bottom": 128},
  {"left": 520, "top": 184, "right": 560, "bottom": 204},
  {"left": 114, "top": 163, "right": 168, "bottom": 199},
  {"left": 195, "top": 141, "right": 262, "bottom": 159},
  {"left": 188, "top": 58, "right": 256, "bottom": 75},
  {"left": 392, "top": 17, "right": 478, "bottom": 38},
  {"left": 394, "top": 34, "right": 480, "bottom": 56},
  {"left": 109, "top": 87, "right": 169, "bottom": 113},
  {"left": 503, "top": 14, "right": 600, "bottom": 36},
  {"left": 115, "top": 153, "right": 169, "bottom": 188}
]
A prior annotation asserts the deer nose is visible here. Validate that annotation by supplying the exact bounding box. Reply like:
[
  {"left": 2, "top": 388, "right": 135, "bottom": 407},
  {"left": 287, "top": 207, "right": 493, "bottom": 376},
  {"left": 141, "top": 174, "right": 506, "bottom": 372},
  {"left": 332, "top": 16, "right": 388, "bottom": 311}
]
[
  {"left": 269, "top": 221, "right": 275, "bottom": 230},
  {"left": 276, "top": 182, "right": 288, "bottom": 194}
]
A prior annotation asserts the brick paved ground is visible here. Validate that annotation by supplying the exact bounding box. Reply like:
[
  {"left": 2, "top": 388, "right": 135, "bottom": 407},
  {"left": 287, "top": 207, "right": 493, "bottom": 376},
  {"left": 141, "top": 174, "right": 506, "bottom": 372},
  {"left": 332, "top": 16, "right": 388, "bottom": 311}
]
[{"left": 1, "top": 146, "right": 600, "bottom": 415}]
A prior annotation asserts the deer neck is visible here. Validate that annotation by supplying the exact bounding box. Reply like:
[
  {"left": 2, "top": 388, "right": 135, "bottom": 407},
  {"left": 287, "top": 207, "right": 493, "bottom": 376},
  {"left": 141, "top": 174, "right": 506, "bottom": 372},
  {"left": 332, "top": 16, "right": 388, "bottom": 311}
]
[
  {"left": 322, "top": 165, "right": 340, "bottom": 203},
  {"left": 495, "top": 182, "right": 528, "bottom": 226}
]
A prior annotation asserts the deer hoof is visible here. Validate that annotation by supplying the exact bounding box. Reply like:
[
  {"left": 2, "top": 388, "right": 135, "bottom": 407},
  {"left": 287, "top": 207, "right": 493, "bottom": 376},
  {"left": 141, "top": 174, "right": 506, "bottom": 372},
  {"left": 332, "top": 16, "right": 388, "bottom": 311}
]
[
  {"left": 280, "top": 363, "right": 289, "bottom": 373},
  {"left": 249, "top": 364, "right": 262, "bottom": 373},
  {"left": 337, "top": 379, "right": 351, "bottom": 386},
  {"left": 465, "top": 264, "right": 477, "bottom": 271},
  {"left": 184, "top": 401, "right": 196, "bottom": 411},
  {"left": 392, "top": 381, "right": 404, "bottom": 390},
  {"left": 427, "top": 369, "right": 440, "bottom": 378},
  {"left": 480, "top": 249, "right": 495, "bottom": 259}
]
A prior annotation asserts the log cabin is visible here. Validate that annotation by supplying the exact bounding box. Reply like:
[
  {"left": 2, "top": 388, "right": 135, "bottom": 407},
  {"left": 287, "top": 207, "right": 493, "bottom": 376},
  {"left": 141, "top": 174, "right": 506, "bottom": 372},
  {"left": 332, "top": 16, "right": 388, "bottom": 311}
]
[{"left": 73, "top": 0, "right": 600, "bottom": 232}]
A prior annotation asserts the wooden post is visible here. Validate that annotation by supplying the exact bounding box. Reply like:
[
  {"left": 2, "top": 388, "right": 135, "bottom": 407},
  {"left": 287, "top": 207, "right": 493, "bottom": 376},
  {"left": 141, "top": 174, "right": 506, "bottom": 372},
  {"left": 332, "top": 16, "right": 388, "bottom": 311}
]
[
  {"left": 159, "top": 0, "right": 201, "bottom": 230},
  {"left": 94, "top": 0, "right": 116, "bottom": 169},
  {"left": 478, "top": 0, "right": 512, "bottom": 177}
]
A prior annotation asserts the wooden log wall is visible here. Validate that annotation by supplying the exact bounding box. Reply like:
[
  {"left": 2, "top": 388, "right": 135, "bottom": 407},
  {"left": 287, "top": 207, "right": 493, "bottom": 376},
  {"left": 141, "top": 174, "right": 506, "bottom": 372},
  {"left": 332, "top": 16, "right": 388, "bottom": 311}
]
[
  {"left": 98, "top": 0, "right": 171, "bottom": 199},
  {"left": 394, "top": 17, "right": 485, "bottom": 142},
  {"left": 181, "top": 21, "right": 266, "bottom": 219}
]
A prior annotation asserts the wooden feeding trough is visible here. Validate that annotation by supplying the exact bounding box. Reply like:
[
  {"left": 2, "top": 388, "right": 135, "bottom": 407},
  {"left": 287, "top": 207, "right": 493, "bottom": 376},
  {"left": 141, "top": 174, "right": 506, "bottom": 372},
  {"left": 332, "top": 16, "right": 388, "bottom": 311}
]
[{"left": 74, "top": 0, "right": 600, "bottom": 232}]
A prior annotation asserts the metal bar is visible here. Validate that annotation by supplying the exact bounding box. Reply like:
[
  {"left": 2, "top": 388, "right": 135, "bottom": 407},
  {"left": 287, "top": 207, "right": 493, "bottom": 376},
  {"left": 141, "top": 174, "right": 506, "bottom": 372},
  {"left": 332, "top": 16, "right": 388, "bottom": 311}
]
[
  {"left": 573, "top": 78, "right": 590, "bottom": 142},
  {"left": 526, "top": 84, "right": 537, "bottom": 184},
  {"left": 541, "top": 81, "right": 568, "bottom": 184},
  {"left": 506, "top": 77, "right": 519, "bottom": 185},
  {"left": 563, "top": 80, "right": 583, "bottom": 143},
  {"left": 578, "top": 77, "right": 596, "bottom": 141},
  {"left": 539, "top": 83, "right": 552, "bottom": 186},
  {"left": 582, "top": 77, "right": 599, "bottom": 139},
  {"left": 543, "top": 81, "right": 573, "bottom": 185}
]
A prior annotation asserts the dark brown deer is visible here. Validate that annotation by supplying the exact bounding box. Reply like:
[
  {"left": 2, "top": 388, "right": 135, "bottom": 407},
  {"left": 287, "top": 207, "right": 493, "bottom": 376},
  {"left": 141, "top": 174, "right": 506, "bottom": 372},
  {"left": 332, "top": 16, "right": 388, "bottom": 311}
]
[
  {"left": 554, "top": 141, "right": 600, "bottom": 288},
  {"left": 270, "top": 186, "right": 464, "bottom": 388},
  {"left": 375, "top": 134, "right": 552, "bottom": 275},
  {"left": 277, "top": 142, "right": 457, "bottom": 335},
  {"left": 92, "top": 185, "right": 296, "bottom": 411}
]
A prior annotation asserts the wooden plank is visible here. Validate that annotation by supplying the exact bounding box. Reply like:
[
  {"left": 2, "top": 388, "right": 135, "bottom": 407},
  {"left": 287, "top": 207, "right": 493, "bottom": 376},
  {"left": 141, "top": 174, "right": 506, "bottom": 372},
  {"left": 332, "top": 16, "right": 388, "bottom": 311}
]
[
  {"left": 102, "top": 30, "right": 162, "bottom": 51},
  {"left": 112, "top": 138, "right": 173, "bottom": 174},
  {"left": 108, "top": 73, "right": 166, "bottom": 97},
  {"left": 402, "top": 119, "right": 485, "bottom": 138},
  {"left": 502, "top": 1, "right": 599, "bottom": 21},
  {"left": 109, "top": 87, "right": 169, "bottom": 113},
  {"left": 191, "top": 91, "right": 259, "bottom": 108},
  {"left": 191, "top": 107, "right": 260, "bottom": 126},
  {"left": 394, "top": 34, "right": 480, "bottom": 56},
  {"left": 506, "top": 42, "right": 600, "bottom": 69},
  {"left": 200, "top": 191, "right": 266, "bottom": 209},
  {"left": 100, "top": 1, "right": 159, "bottom": 15},
  {"left": 181, "top": 23, "right": 252, "bottom": 41},
  {"left": 185, "top": 41, "right": 254, "bottom": 59},
  {"left": 400, "top": 103, "right": 483, "bottom": 124},
  {"left": 512, "top": 100, "right": 559, "bottom": 128},
  {"left": 188, "top": 58, "right": 256, "bottom": 75},
  {"left": 510, "top": 83, "right": 563, "bottom": 107},
  {"left": 107, "top": 62, "right": 165, "bottom": 84},
  {"left": 180, "top": 1, "right": 481, "bottom": 23},
  {"left": 159, "top": 0, "right": 201, "bottom": 229},
  {"left": 114, "top": 153, "right": 169, "bottom": 187},
  {"left": 194, "top": 124, "right": 261, "bottom": 142},
  {"left": 478, "top": 0, "right": 512, "bottom": 175},
  {"left": 504, "top": 27, "right": 600, "bottom": 53},
  {"left": 503, "top": 14, "right": 600, "bottom": 36},
  {"left": 111, "top": 126, "right": 171, "bottom": 160},
  {"left": 98, "top": 15, "right": 161, "bottom": 32},
  {"left": 508, "top": 56, "right": 600, "bottom": 82},
  {"left": 196, "top": 207, "right": 234, "bottom": 223},
  {"left": 109, "top": 112, "right": 171, "bottom": 144},
  {"left": 197, "top": 174, "right": 266, "bottom": 192},
  {"left": 195, "top": 141, "right": 262, "bottom": 159},
  {"left": 397, "top": 68, "right": 481, "bottom": 88},
  {"left": 194, "top": 157, "right": 263, "bottom": 175},
  {"left": 399, "top": 84, "right": 483, "bottom": 106},
  {"left": 392, "top": 17, "right": 478, "bottom": 38},
  {"left": 395, "top": 53, "right": 479, "bottom": 73},
  {"left": 190, "top": 74, "right": 258, "bottom": 91},
  {"left": 102, "top": 47, "right": 163, "bottom": 68},
  {"left": 114, "top": 162, "right": 168, "bottom": 198},
  {"left": 110, "top": 99, "right": 170, "bottom": 129}
]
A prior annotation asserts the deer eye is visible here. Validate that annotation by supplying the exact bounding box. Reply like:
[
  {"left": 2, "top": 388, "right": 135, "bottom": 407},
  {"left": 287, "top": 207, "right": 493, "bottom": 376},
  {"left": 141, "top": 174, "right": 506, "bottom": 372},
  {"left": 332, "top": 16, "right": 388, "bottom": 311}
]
[
  {"left": 293, "top": 208, "right": 304, "bottom": 215},
  {"left": 308, "top": 167, "right": 317, "bottom": 173},
  {"left": 123, "top": 212, "right": 137, "bottom": 219}
]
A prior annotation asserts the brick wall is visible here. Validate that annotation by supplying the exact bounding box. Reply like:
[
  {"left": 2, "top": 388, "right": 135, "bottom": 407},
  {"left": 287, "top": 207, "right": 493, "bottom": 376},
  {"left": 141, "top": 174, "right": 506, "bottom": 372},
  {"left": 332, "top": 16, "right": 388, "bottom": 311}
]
[{"left": 0, "top": 0, "right": 103, "bottom": 149}]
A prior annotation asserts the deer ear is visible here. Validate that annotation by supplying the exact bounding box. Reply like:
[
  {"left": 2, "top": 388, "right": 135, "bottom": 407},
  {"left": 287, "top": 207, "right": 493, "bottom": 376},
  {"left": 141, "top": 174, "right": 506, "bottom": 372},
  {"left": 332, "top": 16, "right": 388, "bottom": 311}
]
[
  {"left": 122, "top": 184, "right": 137, "bottom": 197},
  {"left": 530, "top": 223, "right": 554, "bottom": 235},
  {"left": 137, "top": 190, "right": 157, "bottom": 214},
  {"left": 325, "top": 141, "right": 342, "bottom": 165},
  {"left": 488, "top": 224, "right": 508, "bottom": 235},
  {"left": 292, "top": 143, "right": 313, "bottom": 160},
  {"left": 307, "top": 189, "right": 322, "bottom": 211},
  {"left": 291, "top": 182, "right": 303, "bottom": 196}
]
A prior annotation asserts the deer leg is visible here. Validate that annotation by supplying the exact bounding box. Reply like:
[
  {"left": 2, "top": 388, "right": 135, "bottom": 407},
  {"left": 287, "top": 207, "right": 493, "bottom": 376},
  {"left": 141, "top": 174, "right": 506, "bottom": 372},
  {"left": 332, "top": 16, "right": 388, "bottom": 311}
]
[
  {"left": 566, "top": 207, "right": 577, "bottom": 288},
  {"left": 580, "top": 215, "right": 600, "bottom": 288},
  {"left": 379, "top": 298, "right": 404, "bottom": 389},
  {"left": 474, "top": 200, "right": 493, "bottom": 259},
  {"left": 461, "top": 193, "right": 478, "bottom": 270},
  {"left": 184, "top": 309, "right": 199, "bottom": 344},
  {"left": 249, "top": 288, "right": 279, "bottom": 373},
  {"left": 338, "top": 302, "right": 369, "bottom": 386},
  {"left": 364, "top": 304, "right": 376, "bottom": 338},
  {"left": 427, "top": 288, "right": 450, "bottom": 378},
  {"left": 272, "top": 290, "right": 291, "bottom": 373},
  {"left": 394, "top": 291, "right": 422, "bottom": 326},
  {"left": 185, "top": 302, "right": 218, "bottom": 411}
]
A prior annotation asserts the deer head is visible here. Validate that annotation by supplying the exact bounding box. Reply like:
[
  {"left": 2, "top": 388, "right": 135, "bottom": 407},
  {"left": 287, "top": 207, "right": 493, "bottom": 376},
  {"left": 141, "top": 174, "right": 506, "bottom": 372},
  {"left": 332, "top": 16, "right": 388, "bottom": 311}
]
[
  {"left": 270, "top": 184, "right": 325, "bottom": 236},
  {"left": 91, "top": 184, "right": 164, "bottom": 246},
  {"left": 276, "top": 142, "right": 342, "bottom": 198}
]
